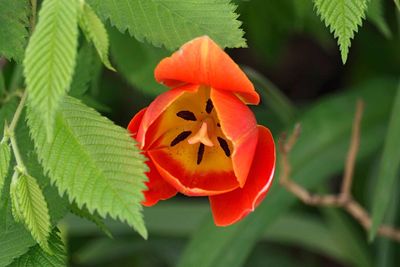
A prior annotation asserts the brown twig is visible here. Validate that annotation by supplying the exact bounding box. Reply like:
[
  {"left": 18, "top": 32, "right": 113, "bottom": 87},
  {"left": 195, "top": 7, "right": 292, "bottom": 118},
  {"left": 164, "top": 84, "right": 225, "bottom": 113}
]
[{"left": 279, "top": 100, "right": 400, "bottom": 242}]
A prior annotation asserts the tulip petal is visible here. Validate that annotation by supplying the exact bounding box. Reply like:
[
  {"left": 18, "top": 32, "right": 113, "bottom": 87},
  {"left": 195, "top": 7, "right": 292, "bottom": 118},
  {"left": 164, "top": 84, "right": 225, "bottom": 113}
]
[
  {"left": 136, "top": 84, "right": 198, "bottom": 149},
  {"left": 209, "top": 126, "right": 275, "bottom": 226},
  {"left": 211, "top": 89, "right": 258, "bottom": 187},
  {"left": 148, "top": 142, "right": 239, "bottom": 196},
  {"left": 142, "top": 159, "right": 177, "bottom": 206},
  {"left": 127, "top": 107, "right": 147, "bottom": 138},
  {"left": 155, "top": 36, "right": 259, "bottom": 105}
]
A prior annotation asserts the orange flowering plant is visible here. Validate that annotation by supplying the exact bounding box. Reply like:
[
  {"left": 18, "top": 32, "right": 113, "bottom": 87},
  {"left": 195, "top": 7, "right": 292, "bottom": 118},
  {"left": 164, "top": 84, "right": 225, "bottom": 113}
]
[{"left": 128, "top": 36, "right": 276, "bottom": 226}]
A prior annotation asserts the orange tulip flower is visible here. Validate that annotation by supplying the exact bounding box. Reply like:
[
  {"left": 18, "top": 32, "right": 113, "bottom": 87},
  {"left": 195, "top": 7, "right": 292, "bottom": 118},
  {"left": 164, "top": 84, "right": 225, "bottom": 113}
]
[{"left": 128, "top": 36, "right": 276, "bottom": 226}]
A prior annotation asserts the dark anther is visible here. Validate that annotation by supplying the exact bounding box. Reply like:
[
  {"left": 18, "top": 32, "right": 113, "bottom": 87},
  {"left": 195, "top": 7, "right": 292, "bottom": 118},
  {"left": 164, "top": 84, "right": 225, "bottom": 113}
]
[
  {"left": 176, "top": 111, "right": 197, "bottom": 121},
  {"left": 217, "top": 137, "right": 231, "bottom": 157},
  {"left": 205, "top": 99, "right": 213, "bottom": 114},
  {"left": 217, "top": 123, "right": 221, "bottom": 127},
  {"left": 197, "top": 143, "right": 205, "bottom": 164},
  {"left": 171, "top": 131, "right": 192, "bottom": 146}
]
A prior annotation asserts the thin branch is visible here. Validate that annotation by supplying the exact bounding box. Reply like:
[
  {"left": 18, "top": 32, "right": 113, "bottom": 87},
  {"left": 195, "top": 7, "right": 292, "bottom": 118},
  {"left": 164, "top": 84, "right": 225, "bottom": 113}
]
[
  {"left": 340, "top": 100, "right": 364, "bottom": 200},
  {"left": 279, "top": 100, "right": 400, "bottom": 243}
]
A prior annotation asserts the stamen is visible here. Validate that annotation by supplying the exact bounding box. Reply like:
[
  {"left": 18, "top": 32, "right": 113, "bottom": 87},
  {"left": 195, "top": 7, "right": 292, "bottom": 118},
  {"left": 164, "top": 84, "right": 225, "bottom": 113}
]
[
  {"left": 206, "top": 99, "right": 213, "bottom": 114},
  {"left": 188, "top": 122, "right": 214, "bottom": 147},
  {"left": 197, "top": 143, "right": 205, "bottom": 164},
  {"left": 176, "top": 111, "right": 197, "bottom": 121},
  {"left": 217, "top": 137, "right": 231, "bottom": 157},
  {"left": 171, "top": 131, "right": 192, "bottom": 146}
]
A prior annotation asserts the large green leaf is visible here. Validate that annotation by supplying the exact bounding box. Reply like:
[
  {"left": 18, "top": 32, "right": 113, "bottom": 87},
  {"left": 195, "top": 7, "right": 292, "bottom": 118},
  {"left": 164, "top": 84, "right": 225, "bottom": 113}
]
[
  {"left": 177, "top": 78, "right": 397, "bottom": 267},
  {"left": 79, "top": 3, "right": 114, "bottom": 71},
  {"left": 0, "top": 0, "right": 29, "bottom": 61},
  {"left": 0, "top": 223, "right": 35, "bottom": 267},
  {"left": 314, "top": 0, "right": 368, "bottom": 63},
  {"left": 24, "top": 0, "right": 79, "bottom": 138},
  {"left": 27, "top": 96, "right": 148, "bottom": 238},
  {"left": 87, "top": 0, "right": 246, "bottom": 50},
  {"left": 7, "top": 229, "right": 66, "bottom": 267},
  {"left": 370, "top": 82, "right": 400, "bottom": 240},
  {"left": 323, "top": 208, "right": 372, "bottom": 267},
  {"left": 10, "top": 173, "right": 51, "bottom": 253},
  {"left": 109, "top": 28, "right": 168, "bottom": 95}
]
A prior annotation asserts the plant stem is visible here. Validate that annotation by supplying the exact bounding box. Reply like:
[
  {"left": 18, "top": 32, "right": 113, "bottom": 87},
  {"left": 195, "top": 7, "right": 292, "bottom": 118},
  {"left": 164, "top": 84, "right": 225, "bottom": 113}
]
[
  {"left": 5, "top": 90, "right": 28, "bottom": 172},
  {"left": 30, "top": 0, "right": 37, "bottom": 33},
  {"left": 9, "top": 90, "right": 27, "bottom": 132}
]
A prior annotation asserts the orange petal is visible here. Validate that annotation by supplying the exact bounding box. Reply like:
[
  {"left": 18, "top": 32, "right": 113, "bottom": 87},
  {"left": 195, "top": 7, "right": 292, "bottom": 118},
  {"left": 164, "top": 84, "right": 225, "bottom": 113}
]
[
  {"left": 128, "top": 107, "right": 147, "bottom": 139},
  {"left": 136, "top": 84, "right": 198, "bottom": 149},
  {"left": 209, "top": 126, "right": 275, "bottom": 226},
  {"left": 142, "top": 159, "right": 177, "bottom": 206},
  {"left": 147, "top": 147, "right": 239, "bottom": 196},
  {"left": 211, "top": 89, "right": 258, "bottom": 187},
  {"left": 155, "top": 36, "right": 259, "bottom": 105}
]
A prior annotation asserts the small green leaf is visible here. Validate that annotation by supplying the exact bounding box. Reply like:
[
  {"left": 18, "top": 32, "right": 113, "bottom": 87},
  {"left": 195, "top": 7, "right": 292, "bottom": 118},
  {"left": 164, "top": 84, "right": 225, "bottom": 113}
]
[
  {"left": 314, "top": 0, "right": 368, "bottom": 64},
  {"left": 10, "top": 172, "right": 24, "bottom": 224},
  {"left": 370, "top": 82, "right": 400, "bottom": 240},
  {"left": 27, "top": 96, "right": 148, "bottom": 238},
  {"left": 0, "top": 0, "right": 29, "bottom": 61},
  {"left": 87, "top": 0, "right": 246, "bottom": 50},
  {"left": 79, "top": 3, "right": 115, "bottom": 71},
  {"left": 8, "top": 229, "right": 66, "bottom": 267},
  {"left": 70, "top": 43, "right": 97, "bottom": 97},
  {"left": 0, "top": 140, "right": 11, "bottom": 197},
  {"left": 24, "top": 0, "right": 79, "bottom": 138},
  {"left": 10, "top": 173, "right": 52, "bottom": 253}
]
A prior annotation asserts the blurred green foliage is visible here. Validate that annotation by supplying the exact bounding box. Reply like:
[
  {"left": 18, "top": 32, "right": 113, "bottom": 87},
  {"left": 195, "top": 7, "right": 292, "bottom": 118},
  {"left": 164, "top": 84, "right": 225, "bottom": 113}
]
[
  {"left": 1, "top": 0, "right": 399, "bottom": 266},
  {"left": 57, "top": 0, "right": 400, "bottom": 265}
]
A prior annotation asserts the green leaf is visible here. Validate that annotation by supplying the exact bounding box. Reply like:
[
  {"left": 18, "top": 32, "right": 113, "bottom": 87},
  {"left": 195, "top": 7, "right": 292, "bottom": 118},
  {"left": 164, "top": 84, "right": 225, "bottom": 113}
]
[
  {"left": 395, "top": 0, "right": 400, "bottom": 12},
  {"left": 323, "top": 208, "right": 372, "bottom": 267},
  {"left": 314, "top": 0, "right": 368, "bottom": 63},
  {"left": 69, "top": 43, "right": 98, "bottom": 97},
  {"left": 79, "top": 3, "right": 115, "bottom": 71},
  {"left": 24, "top": 0, "right": 79, "bottom": 138},
  {"left": 10, "top": 173, "right": 52, "bottom": 253},
  {"left": 367, "top": 0, "right": 392, "bottom": 38},
  {"left": 8, "top": 229, "right": 66, "bottom": 267},
  {"left": 370, "top": 82, "right": 400, "bottom": 240},
  {"left": 109, "top": 28, "right": 168, "bottom": 95},
  {"left": 0, "top": 140, "right": 11, "bottom": 197},
  {"left": 27, "top": 96, "right": 148, "bottom": 238},
  {"left": 0, "top": 0, "right": 29, "bottom": 61},
  {"left": 10, "top": 172, "right": 23, "bottom": 224},
  {"left": 242, "top": 66, "right": 297, "bottom": 126},
  {"left": 177, "top": 78, "right": 397, "bottom": 267},
  {"left": 87, "top": 0, "right": 246, "bottom": 50},
  {"left": 0, "top": 117, "right": 68, "bottom": 266},
  {"left": 0, "top": 223, "right": 35, "bottom": 266},
  {"left": 70, "top": 202, "right": 113, "bottom": 238}
]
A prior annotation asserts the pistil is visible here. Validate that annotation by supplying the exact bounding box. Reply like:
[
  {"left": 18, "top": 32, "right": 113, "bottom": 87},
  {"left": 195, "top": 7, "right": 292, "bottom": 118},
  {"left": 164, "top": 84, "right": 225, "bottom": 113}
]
[{"left": 188, "top": 121, "right": 214, "bottom": 147}]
